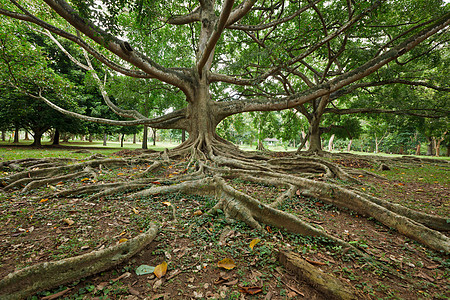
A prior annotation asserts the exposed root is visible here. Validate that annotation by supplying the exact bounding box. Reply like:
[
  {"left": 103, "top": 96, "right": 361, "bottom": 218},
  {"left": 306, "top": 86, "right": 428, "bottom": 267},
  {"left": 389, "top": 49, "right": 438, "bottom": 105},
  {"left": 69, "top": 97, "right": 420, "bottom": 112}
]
[{"left": 0, "top": 224, "right": 158, "bottom": 300}]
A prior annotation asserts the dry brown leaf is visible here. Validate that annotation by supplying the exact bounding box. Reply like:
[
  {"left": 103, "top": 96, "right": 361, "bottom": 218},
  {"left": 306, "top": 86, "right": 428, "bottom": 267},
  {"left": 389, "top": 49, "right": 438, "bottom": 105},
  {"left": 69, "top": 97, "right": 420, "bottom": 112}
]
[
  {"left": 129, "top": 287, "right": 140, "bottom": 295},
  {"left": 162, "top": 202, "right": 171, "bottom": 206},
  {"left": 193, "top": 210, "right": 203, "bottom": 216},
  {"left": 95, "top": 282, "right": 109, "bottom": 291},
  {"left": 112, "top": 272, "right": 131, "bottom": 282},
  {"left": 305, "top": 257, "right": 327, "bottom": 266},
  {"left": 153, "top": 279, "right": 163, "bottom": 290},
  {"left": 154, "top": 261, "right": 168, "bottom": 278},
  {"left": 217, "top": 258, "right": 236, "bottom": 270},
  {"left": 239, "top": 286, "right": 262, "bottom": 295},
  {"left": 223, "top": 279, "right": 239, "bottom": 286}
]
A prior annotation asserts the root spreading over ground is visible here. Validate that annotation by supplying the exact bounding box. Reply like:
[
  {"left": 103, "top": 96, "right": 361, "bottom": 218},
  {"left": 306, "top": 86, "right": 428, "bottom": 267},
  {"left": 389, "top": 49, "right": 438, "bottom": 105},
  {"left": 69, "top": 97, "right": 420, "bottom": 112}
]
[{"left": 0, "top": 141, "right": 449, "bottom": 299}]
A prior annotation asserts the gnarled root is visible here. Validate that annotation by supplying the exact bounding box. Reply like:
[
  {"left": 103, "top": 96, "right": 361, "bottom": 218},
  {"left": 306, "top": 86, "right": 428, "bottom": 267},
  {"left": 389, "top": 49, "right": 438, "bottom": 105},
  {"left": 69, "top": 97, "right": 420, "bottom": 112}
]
[{"left": 0, "top": 224, "right": 158, "bottom": 300}]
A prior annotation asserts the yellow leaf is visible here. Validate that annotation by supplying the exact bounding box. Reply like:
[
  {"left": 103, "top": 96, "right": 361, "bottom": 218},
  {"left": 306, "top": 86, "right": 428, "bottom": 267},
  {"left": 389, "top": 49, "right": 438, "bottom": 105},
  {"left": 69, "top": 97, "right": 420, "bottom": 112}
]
[
  {"left": 40, "top": 198, "right": 49, "bottom": 203},
  {"left": 162, "top": 202, "right": 171, "bottom": 207},
  {"left": 217, "top": 258, "right": 236, "bottom": 270},
  {"left": 193, "top": 210, "right": 203, "bottom": 216},
  {"left": 119, "top": 238, "right": 128, "bottom": 244},
  {"left": 132, "top": 207, "right": 140, "bottom": 214},
  {"left": 80, "top": 178, "right": 89, "bottom": 182},
  {"left": 154, "top": 261, "right": 168, "bottom": 278},
  {"left": 117, "top": 173, "right": 125, "bottom": 176},
  {"left": 249, "top": 238, "right": 261, "bottom": 250}
]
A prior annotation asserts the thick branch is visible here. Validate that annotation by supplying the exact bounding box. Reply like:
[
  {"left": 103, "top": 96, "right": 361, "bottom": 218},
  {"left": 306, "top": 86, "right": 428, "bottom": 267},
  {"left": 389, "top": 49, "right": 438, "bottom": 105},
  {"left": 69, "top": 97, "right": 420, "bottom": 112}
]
[
  {"left": 197, "top": 0, "right": 235, "bottom": 76},
  {"left": 226, "top": 0, "right": 257, "bottom": 26},
  {"left": 166, "top": 6, "right": 201, "bottom": 25}
]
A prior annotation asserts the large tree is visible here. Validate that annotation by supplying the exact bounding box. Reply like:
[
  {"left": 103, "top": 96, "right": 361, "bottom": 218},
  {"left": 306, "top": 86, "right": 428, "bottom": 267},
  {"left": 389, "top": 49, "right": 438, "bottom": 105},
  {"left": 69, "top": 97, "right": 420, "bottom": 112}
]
[{"left": 0, "top": 1, "right": 449, "bottom": 298}]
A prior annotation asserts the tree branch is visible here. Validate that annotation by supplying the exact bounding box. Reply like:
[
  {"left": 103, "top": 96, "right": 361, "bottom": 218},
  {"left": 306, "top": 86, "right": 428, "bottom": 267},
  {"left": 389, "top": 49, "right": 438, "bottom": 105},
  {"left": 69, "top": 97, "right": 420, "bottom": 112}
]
[
  {"left": 226, "top": 0, "right": 257, "bottom": 26},
  {"left": 197, "top": 0, "right": 235, "bottom": 76},
  {"left": 165, "top": 6, "right": 201, "bottom": 25}
]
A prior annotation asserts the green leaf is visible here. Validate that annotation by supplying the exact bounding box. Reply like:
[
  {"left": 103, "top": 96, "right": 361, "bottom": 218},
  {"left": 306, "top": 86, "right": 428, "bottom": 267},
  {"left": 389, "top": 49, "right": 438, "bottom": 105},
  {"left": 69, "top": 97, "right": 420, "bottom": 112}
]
[{"left": 135, "top": 264, "right": 155, "bottom": 275}]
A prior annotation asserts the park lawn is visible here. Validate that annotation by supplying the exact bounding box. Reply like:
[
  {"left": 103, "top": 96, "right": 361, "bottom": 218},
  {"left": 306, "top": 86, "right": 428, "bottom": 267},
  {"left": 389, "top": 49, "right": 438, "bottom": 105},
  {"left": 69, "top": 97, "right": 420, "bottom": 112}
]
[{"left": 0, "top": 145, "right": 449, "bottom": 299}]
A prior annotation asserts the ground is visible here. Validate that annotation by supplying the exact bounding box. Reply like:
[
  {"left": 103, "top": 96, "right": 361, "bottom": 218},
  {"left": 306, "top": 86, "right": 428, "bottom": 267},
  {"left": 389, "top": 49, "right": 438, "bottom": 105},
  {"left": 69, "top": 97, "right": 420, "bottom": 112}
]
[{"left": 0, "top": 145, "right": 449, "bottom": 299}]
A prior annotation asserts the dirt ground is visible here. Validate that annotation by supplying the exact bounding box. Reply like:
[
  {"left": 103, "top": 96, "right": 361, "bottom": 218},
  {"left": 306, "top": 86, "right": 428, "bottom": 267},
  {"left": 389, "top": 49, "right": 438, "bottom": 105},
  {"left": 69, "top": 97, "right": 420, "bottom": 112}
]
[{"left": 0, "top": 150, "right": 449, "bottom": 299}]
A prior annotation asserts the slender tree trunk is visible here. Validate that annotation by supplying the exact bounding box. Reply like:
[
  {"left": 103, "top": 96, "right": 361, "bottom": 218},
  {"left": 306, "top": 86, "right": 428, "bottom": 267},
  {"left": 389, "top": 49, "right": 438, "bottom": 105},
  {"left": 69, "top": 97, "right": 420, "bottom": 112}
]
[
  {"left": 327, "top": 134, "right": 335, "bottom": 152},
  {"left": 24, "top": 131, "right": 30, "bottom": 140},
  {"left": 133, "top": 133, "right": 136, "bottom": 144},
  {"left": 120, "top": 134, "right": 124, "bottom": 147},
  {"left": 182, "top": 130, "right": 186, "bottom": 143},
  {"left": 152, "top": 128, "right": 156, "bottom": 146},
  {"left": 426, "top": 138, "right": 434, "bottom": 156},
  {"left": 142, "top": 126, "right": 148, "bottom": 149},
  {"left": 347, "top": 139, "right": 353, "bottom": 152},
  {"left": 52, "top": 129, "right": 60, "bottom": 145},
  {"left": 89, "top": 134, "right": 93, "bottom": 142},
  {"left": 256, "top": 139, "right": 265, "bottom": 151},
  {"left": 13, "top": 127, "right": 19, "bottom": 143},
  {"left": 415, "top": 144, "right": 421, "bottom": 156},
  {"left": 447, "top": 145, "right": 450, "bottom": 157},
  {"left": 103, "top": 133, "right": 107, "bottom": 146},
  {"left": 1, "top": 131, "right": 5, "bottom": 141}
]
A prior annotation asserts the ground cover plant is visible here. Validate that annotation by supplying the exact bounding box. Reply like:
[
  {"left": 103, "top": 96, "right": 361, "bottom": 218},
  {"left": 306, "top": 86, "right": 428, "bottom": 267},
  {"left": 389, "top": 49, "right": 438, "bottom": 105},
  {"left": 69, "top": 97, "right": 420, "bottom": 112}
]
[{"left": 0, "top": 145, "right": 449, "bottom": 299}]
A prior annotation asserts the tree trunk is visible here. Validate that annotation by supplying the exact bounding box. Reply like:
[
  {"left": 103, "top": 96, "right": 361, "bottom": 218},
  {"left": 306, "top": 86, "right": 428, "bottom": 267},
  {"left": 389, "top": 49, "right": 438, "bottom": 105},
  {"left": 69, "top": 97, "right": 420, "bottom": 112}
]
[
  {"left": 347, "top": 139, "right": 353, "bottom": 152},
  {"left": 13, "top": 127, "right": 19, "bottom": 143},
  {"left": 120, "top": 134, "right": 124, "bottom": 147},
  {"left": 31, "top": 131, "right": 44, "bottom": 147},
  {"left": 89, "top": 134, "right": 93, "bottom": 142},
  {"left": 103, "top": 133, "right": 107, "bottom": 146},
  {"left": 152, "top": 128, "right": 156, "bottom": 146},
  {"left": 308, "top": 118, "right": 322, "bottom": 153},
  {"left": 52, "top": 129, "right": 60, "bottom": 145},
  {"left": 415, "top": 144, "right": 421, "bottom": 156},
  {"left": 327, "top": 134, "right": 335, "bottom": 152},
  {"left": 142, "top": 126, "right": 148, "bottom": 149},
  {"left": 24, "top": 131, "right": 30, "bottom": 140},
  {"left": 133, "top": 133, "right": 136, "bottom": 144},
  {"left": 426, "top": 138, "right": 434, "bottom": 156},
  {"left": 182, "top": 130, "right": 186, "bottom": 143},
  {"left": 447, "top": 145, "right": 450, "bottom": 157},
  {"left": 1, "top": 131, "right": 5, "bottom": 141},
  {"left": 256, "top": 139, "right": 265, "bottom": 151}
]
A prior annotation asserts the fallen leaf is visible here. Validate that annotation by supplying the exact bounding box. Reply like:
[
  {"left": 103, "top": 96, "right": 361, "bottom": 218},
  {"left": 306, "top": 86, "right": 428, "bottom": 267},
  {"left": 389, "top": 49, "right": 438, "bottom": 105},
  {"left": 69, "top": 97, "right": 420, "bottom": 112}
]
[
  {"left": 40, "top": 198, "right": 49, "bottom": 203},
  {"left": 136, "top": 265, "right": 156, "bottom": 275},
  {"left": 152, "top": 181, "right": 161, "bottom": 184},
  {"left": 223, "top": 279, "right": 239, "bottom": 286},
  {"left": 118, "top": 238, "right": 128, "bottom": 244},
  {"left": 153, "top": 279, "right": 163, "bottom": 290},
  {"left": 80, "top": 178, "right": 89, "bottom": 182},
  {"left": 305, "top": 257, "right": 327, "bottom": 266},
  {"left": 425, "top": 264, "right": 440, "bottom": 269},
  {"left": 129, "top": 287, "right": 140, "bottom": 295},
  {"left": 217, "top": 258, "right": 236, "bottom": 270},
  {"left": 249, "top": 238, "right": 261, "bottom": 250},
  {"left": 239, "top": 286, "right": 262, "bottom": 295},
  {"left": 117, "top": 173, "right": 125, "bottom": 176},
  {"left": 95, "top": 282, "right": 109, "bottom": 291},
  {"left": 62, "top": 218, "right": 74, "bottom": 226},
  {"left": 154, "top": 261, "right": 168, "bottom": 278},
  {"left": 132, "top": 207, "right": 140, "bottom": 214},
  {"left": 162, "top": 202, "right": 171, "bottom": 207},
  {"left": 193, "top": 210, "right": 203, "bottom": 216},
  {"left": 214, "top": 276, "right": 231, "bottom": 285}
]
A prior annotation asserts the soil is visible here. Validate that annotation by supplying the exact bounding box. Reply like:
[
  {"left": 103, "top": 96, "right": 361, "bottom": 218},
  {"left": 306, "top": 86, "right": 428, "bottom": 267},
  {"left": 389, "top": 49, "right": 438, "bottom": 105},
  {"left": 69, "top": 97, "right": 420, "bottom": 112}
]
[{"left": 0, "top": 149, "right": 449, "bottom": 300}]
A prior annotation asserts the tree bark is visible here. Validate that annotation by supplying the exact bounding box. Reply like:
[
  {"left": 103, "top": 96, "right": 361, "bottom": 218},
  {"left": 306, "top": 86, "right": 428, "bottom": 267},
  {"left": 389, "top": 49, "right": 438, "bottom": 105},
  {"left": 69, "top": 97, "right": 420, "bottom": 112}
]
[
  {"left": 142, "top": 126, "right": 148, "bottom": 149},
  {"left": 31, "top": 131, "right": 44, "bottom": 147},
  {"left": 1, "top": 131, "right": 5, "bottom": 141},
  {"left": 308, "top": 117, "right": 322, "bottom": 153},
  {"left": 415, "top": 143, "right": 421, "bottom": 156},
  {"left": 24, "top": 131, "right": 30, "bottom": 140},
  {"left": 120, "top": 133, "right": 125, "bottom": 147},
  {"left": 426, "top": 138, "right": 434, "bottom": 156},
  {"left": 133, "top": 133, "right": 136, "bottom": 144},
  {"left": 152, "top": 128, "right": 156, "bottom": 146},
  {"left": 13, "top": 127, "right": 19, "bottom": 144},
  {"left": 89, "top": 134, "right": 93, "bottom": 142},
  {"left": 347, "top": 139, "right": 353, "bottom": 151},
  {"left": 327, "top": 134, "right": 335, "bottom": 152},
  {"left": 182, "top": 130, "right": 186, "bottom": 142},
  {"left": 52, "top": 129, "right": 60, "bottom": 145},
  {"left": 103, "top": 133, "right": 107, "bottom": 146}
]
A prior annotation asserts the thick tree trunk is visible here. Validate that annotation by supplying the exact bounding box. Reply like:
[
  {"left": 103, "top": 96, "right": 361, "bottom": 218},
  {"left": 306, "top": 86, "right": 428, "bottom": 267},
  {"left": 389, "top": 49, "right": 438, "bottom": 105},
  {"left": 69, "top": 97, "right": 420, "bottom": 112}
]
[
  {"left": 31, "top": 131, "right": 44, "bottom": 147},
  {"left": 13, "top": 127, "right": 19, "bottom": 143},
  {"left": 426, "top": 139, "right": 434, "bottom": 156},
  {"left": 447, "top": 145, "right": 450, "bottom": 157},
  {"left": 52, "top": 129, "right": 60, "bottom": 145},
  {"left": 308, "top": 118, "right": 322, "bottom": 153},
  {"left": 256, "top": 139, "right": 265, "bottom": 151},
  {"left": 103, "top": 133, "right": 107, "bottom": 146},
  {"left": 142, "top": 126, "right": 148, "bottom": 149}
]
